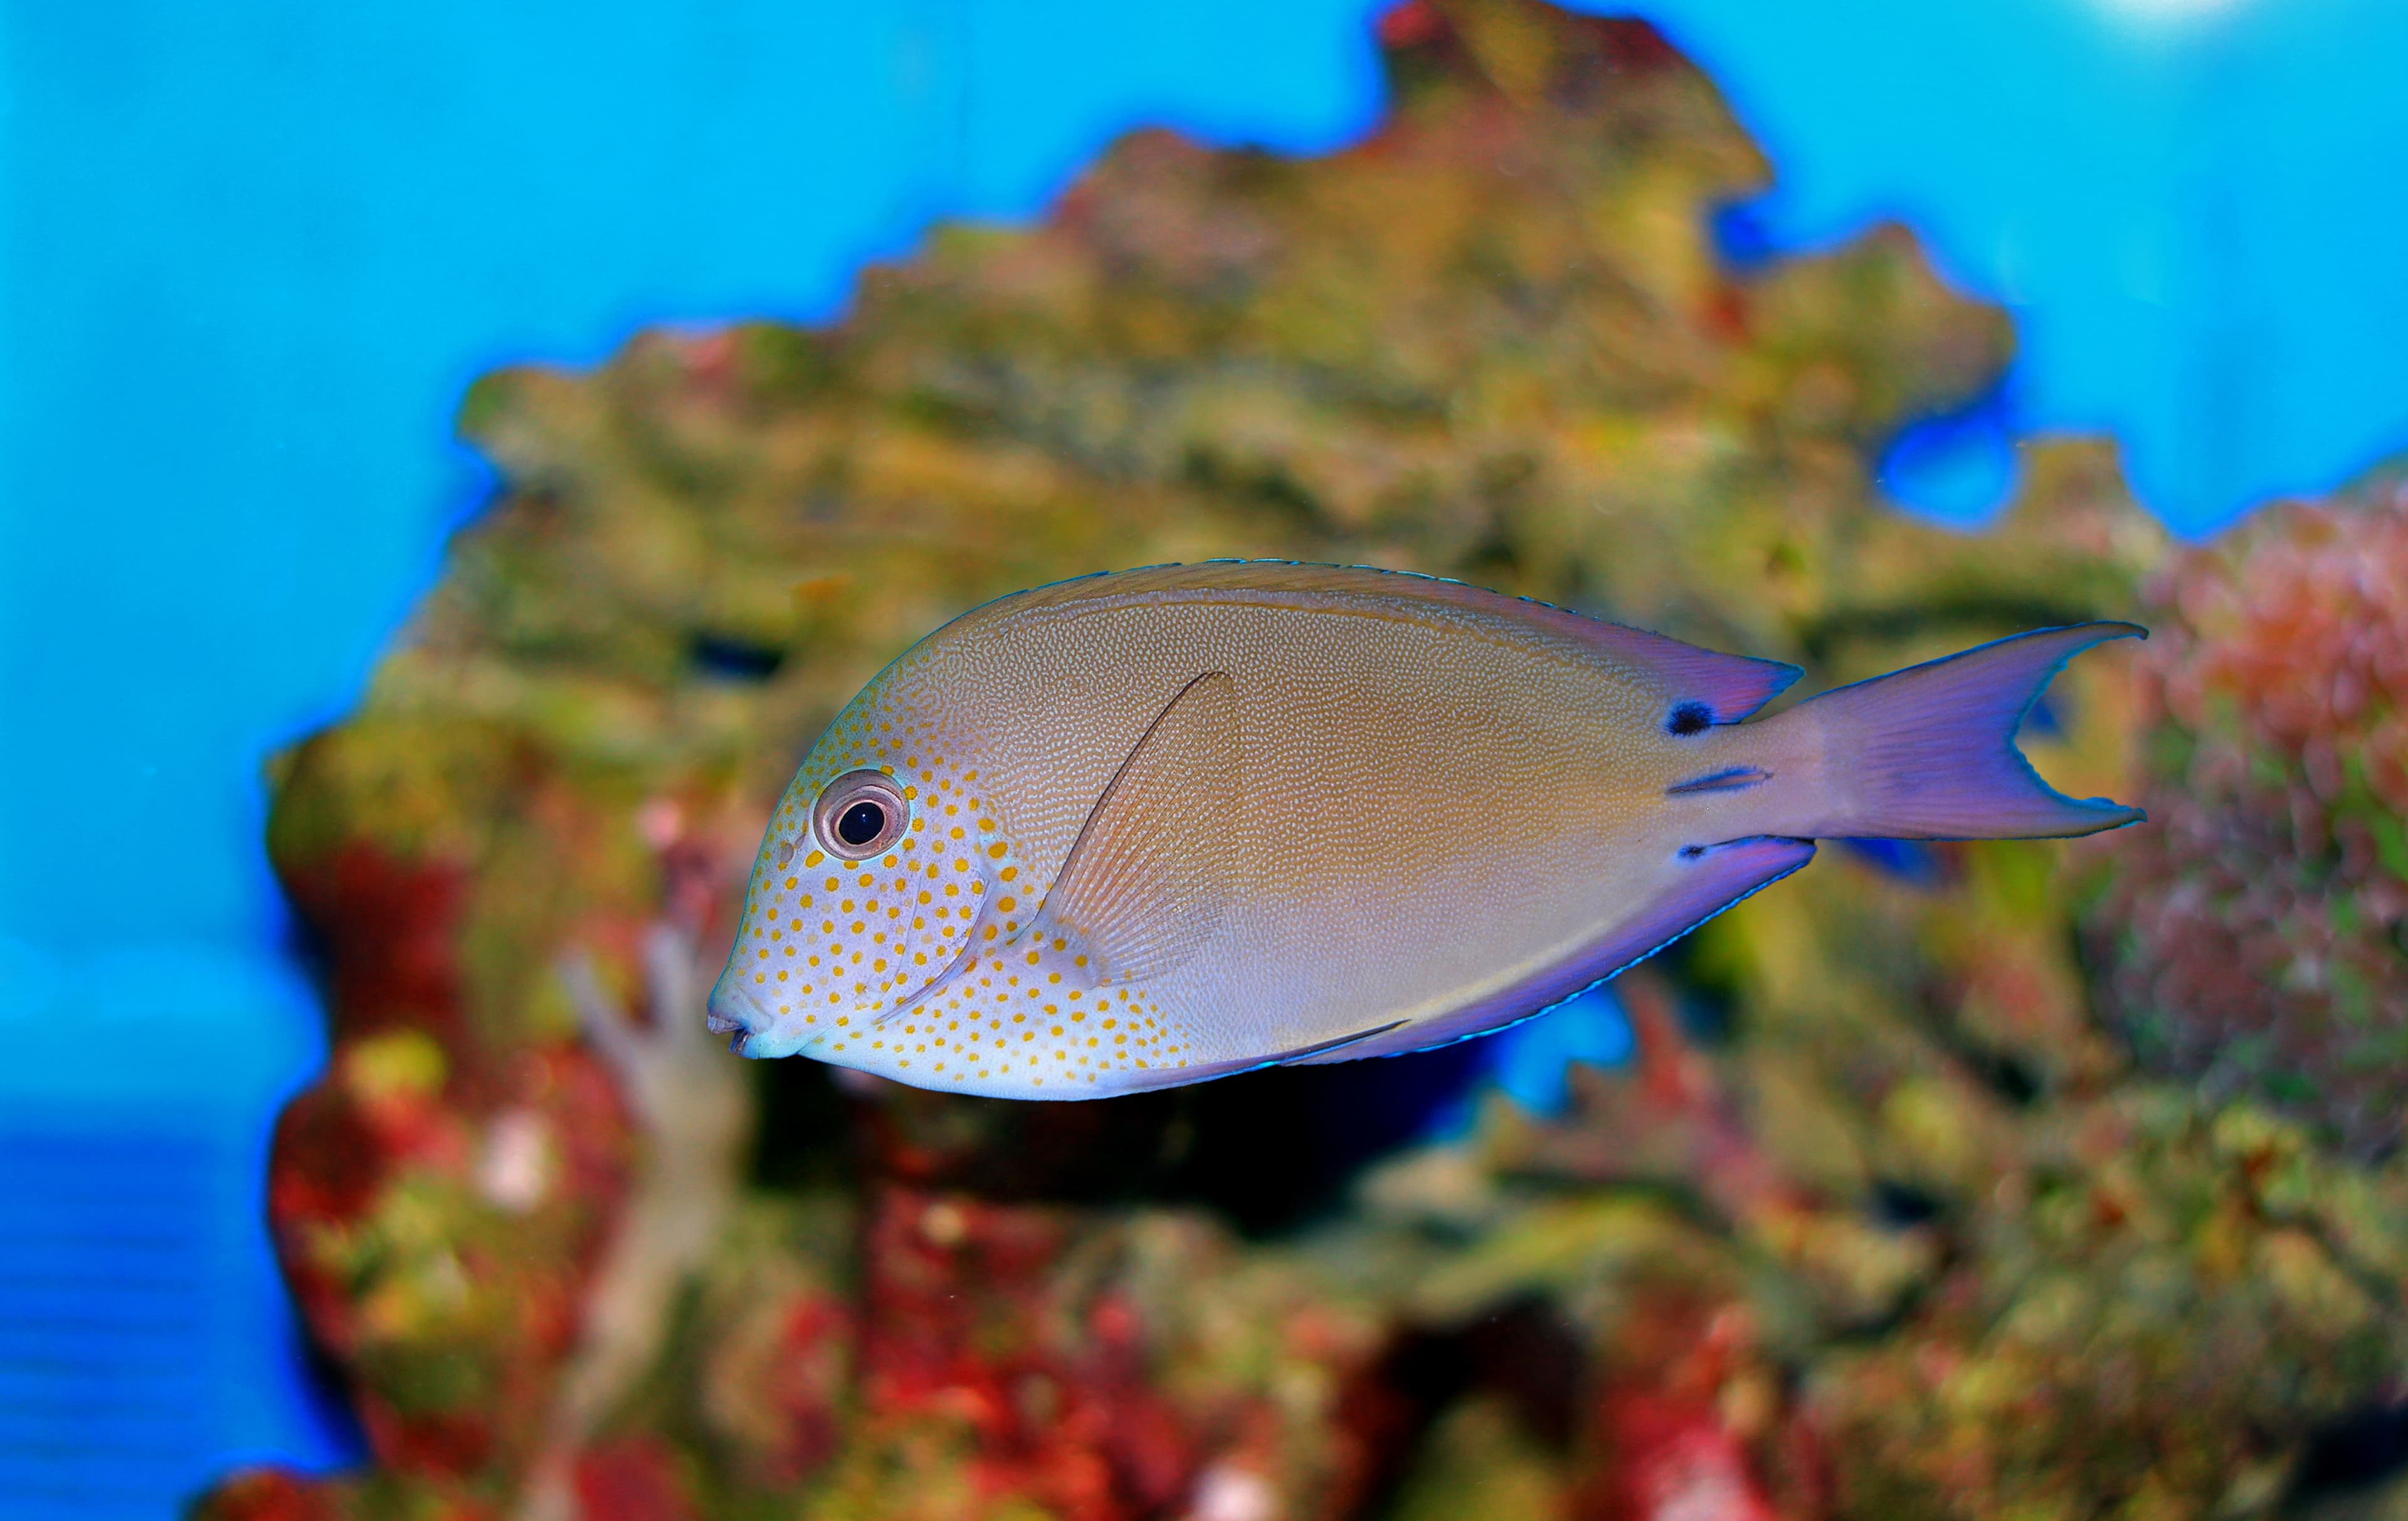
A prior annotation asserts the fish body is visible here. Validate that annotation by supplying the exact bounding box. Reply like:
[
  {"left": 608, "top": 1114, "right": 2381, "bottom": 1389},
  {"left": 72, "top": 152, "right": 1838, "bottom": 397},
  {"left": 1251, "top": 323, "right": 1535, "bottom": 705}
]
[{"left": 706, "top": 563, "right": 2141, "bottom": 1098}]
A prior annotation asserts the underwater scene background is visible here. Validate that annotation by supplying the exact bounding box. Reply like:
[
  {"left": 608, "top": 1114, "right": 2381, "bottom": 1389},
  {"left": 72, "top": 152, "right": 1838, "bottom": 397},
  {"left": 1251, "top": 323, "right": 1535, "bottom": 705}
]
[{"left": 8, "top": 0, "right": 2408, "bottom": 1517}]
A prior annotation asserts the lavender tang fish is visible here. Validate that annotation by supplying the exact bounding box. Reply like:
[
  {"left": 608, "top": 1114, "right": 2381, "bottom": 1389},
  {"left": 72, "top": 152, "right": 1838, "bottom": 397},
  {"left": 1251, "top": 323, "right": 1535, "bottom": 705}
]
[{"left": 707, "top": 563, "right": 2142, "bottom": 1098}]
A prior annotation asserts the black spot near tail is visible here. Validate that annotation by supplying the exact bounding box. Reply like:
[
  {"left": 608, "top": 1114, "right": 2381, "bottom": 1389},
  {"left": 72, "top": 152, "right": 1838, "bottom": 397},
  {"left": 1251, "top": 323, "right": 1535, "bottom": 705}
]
[{"left": 1666, "top": 700, "right": 1713, "bottom": 736}]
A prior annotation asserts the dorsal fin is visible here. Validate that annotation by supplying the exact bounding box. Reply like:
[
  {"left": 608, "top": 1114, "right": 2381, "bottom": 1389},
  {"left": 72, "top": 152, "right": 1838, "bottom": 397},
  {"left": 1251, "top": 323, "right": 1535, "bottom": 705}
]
[
  {"left": 959, "top": 561, "right": 1800, "bottom": 724},
  {"left": 1031, "top": 670, "right": 1240, "bottom": 983}
]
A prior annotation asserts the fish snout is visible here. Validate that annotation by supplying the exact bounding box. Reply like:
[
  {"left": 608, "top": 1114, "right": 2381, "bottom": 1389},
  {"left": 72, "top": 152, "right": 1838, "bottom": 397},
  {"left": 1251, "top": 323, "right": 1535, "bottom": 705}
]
[{"left": 704, "top": 972, "right": 768, "bottom": 1049}]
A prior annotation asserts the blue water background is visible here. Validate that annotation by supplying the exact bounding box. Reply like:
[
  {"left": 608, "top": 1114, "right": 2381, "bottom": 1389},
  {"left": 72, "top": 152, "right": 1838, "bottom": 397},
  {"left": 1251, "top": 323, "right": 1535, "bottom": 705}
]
[{"left": 3, "top": 0, "right": 2404, "bottom": 1512}]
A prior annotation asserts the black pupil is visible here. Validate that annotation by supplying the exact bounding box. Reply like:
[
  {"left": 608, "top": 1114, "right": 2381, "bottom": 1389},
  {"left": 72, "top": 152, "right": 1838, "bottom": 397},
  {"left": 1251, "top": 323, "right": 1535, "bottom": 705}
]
[{"left": 837, "top": 800, "right": 886, "bottom": 847}]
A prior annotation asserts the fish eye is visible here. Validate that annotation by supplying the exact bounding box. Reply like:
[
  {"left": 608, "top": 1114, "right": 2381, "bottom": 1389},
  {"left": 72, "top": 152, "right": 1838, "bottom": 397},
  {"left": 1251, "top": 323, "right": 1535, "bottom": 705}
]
[
  {"left": 814, "top": 769, "right": 909, "bottom": 859},
  {"left": 838, "top": 801, "right": 884, "bottom": 846}
]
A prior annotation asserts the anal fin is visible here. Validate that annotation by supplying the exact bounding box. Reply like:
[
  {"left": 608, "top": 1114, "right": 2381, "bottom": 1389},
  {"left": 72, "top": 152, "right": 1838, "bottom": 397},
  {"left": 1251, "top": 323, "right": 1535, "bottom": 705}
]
[{"left": 1293, "top": 835, "right": 1817, "bottom": 1064}]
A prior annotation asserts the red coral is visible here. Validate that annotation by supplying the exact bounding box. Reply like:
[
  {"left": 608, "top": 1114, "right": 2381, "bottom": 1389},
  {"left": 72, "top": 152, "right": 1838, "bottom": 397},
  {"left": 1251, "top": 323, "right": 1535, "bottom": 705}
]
[
  {"left": 191, "top": 1469, "right": 342, "bottom": 1521},
  {"left": 574, "top": 1436, "right": 699, "bottom": 1521},
  {"left": 2096, "top": 475, "right": 2408, "bottom": 1153},
  {"left": 1575, "top": 1298, "right": 1829, "bottom": 1521},
  {"left": 1376, "top": 1, "right": 1446, "bottom": 48},
  {"left": 260, "top": 1033, "right": 635, "bottom": 1488},
  {"left": 1592, "top": 18, "right": 1684, "bottom": 75},
  {"left": 285, "top": 845, "right": 473, "bottom": 1049},
  {"left": 368, "top": 1408, "right": 499, "bottom": 1482},
  {"left": 270, "top": 1084, "right": 389, "bottom": 1227},
  {"left": 763, "top": 1296, "right": 853, "bottom": 1480},
  {"left": 855, "top": 1185, "right": 1205, "bottom": 1521}
]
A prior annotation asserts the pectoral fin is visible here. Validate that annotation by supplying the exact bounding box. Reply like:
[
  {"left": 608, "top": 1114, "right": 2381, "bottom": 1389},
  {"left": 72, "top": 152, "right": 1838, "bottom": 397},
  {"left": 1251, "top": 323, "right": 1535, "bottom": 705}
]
[{"left": 1032, "top": 670, "right": 1240, "bottom": 983}]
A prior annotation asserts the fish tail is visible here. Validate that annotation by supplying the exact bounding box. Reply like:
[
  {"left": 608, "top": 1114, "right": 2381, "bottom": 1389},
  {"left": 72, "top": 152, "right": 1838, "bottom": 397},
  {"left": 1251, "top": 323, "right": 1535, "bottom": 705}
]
[{"left": 1769, "top": 623, "right": 2146, "bottom": 840}]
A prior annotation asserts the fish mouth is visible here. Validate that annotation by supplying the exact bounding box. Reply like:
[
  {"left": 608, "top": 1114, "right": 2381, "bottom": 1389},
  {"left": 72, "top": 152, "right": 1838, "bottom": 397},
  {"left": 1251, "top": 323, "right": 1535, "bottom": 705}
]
[{"left": 704, "top": 975, "right": 767, "bottom": 1052}]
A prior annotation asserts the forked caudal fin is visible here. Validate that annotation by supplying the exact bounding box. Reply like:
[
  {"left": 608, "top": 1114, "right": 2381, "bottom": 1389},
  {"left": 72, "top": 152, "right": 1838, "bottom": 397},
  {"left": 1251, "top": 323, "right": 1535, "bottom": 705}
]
[{"left": 1779, "top": 622, "right": 2146, "bottom": 841}]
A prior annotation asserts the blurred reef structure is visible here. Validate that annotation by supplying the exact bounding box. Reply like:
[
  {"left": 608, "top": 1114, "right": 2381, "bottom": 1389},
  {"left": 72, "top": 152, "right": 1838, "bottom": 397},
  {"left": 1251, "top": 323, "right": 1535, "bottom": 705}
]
[
  {"left": 2097, "top": 469, "right": 2408, "bottom": 1161},
  {"left": 198, "top": 2, "right": 2408, "bottom": 1517}
]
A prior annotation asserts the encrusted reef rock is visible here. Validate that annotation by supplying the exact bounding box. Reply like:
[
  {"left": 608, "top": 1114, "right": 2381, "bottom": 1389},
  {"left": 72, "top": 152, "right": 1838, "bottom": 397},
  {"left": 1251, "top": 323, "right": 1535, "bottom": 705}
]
[
  {"left": 197, "top": 2, "right": 2408, "bottom": 1519},
  {"left": 2096, "top": 467, "right": 2408, "bottom": 1158}
]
